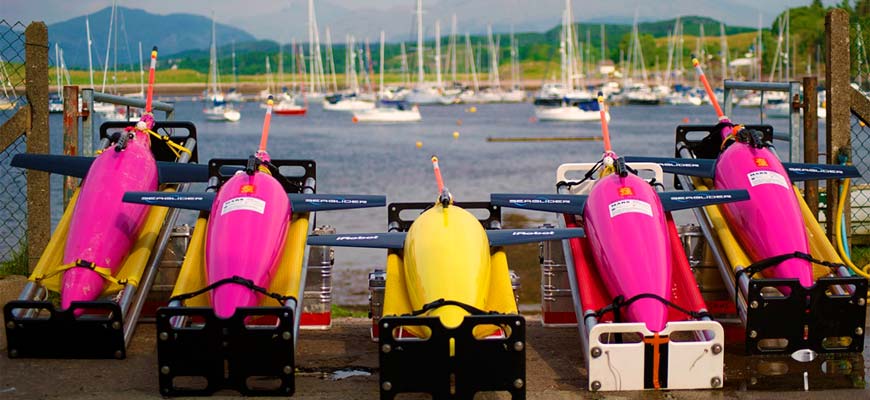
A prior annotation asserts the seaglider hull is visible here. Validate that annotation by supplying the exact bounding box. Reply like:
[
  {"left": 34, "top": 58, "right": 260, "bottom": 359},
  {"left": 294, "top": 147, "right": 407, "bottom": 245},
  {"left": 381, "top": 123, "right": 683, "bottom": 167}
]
[
  {"left": 61, "top": 132, "right": 157, "bottom": 308},
  {"left": 583, "top": 173, "right": 671, "bottom": 332},
  {"left": 205, "top": 171, "right": 291, "bottom": 318},
  {"left": 403, "top": 205, "right": 491, "bottom": 328},
  {"left": 714, "top": 143, "right": 812, "bottom": 286}
]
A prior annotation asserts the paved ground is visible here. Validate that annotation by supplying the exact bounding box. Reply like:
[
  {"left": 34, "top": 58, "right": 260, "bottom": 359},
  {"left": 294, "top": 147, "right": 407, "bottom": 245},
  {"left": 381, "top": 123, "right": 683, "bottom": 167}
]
[{"left": 1, "top": 315, "right": 868, "bottom": 399}]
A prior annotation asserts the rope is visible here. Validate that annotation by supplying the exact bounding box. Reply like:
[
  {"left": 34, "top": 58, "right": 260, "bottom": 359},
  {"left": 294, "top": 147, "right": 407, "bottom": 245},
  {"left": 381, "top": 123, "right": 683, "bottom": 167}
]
[
  {"left": 33, "top": 259, "right": 128, "bottom": 287},
  {"left": 169, "top": 275, "right": 294, "bottom": 305},
  {"left": 592, "top": 293, "right": 711, "bottom": 322},
  {"left": 406, "top": 298, "right": 495, "bottom": 317}
]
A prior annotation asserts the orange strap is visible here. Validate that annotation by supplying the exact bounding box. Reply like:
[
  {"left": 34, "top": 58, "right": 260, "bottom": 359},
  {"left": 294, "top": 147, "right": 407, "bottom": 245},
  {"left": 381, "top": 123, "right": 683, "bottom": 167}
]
[{"left": 643, "top": 333, "right": 670, "bottom": 390}]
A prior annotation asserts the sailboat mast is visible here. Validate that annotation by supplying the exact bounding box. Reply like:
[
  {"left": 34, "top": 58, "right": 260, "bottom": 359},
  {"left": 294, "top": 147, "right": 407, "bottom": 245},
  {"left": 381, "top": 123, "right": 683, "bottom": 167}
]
[
  {"left": 366, "top": 38, "right": 375, "bottom": 93},
  {"left": 417, "top": 0, "right": 424, "bottom": 84},
  {"left": 720, "top": 22, "right": 727, "bottom": 85},
  {"left": 138, "top": 41, "right": 144, "bottom": 95},
  {"left": 209, "top": 14, "right": 219, "bottom": 95},
  {"left": 784, "top": 9, "right": 790, "bottom": 82},
  {"left": 435, "top": 20, "right": 442, "bottom": 89},
  {"left": 564, "top": 0, "right": 575, "bottom": 91},
  {"left": 278, "top": 41, "right": 284, "bottom": 91},
  {"left": 465, "top": 32, "right": 479, "bottom": 92},
  {"left": 308, "top": 0, "right": 315, "bottom": 93},
  {"left": 757, "top": 12, "right": 762, "bottom": 80},
  {"left": 450, "top": 14, "right": 457, "bottom": 83},
  {"left": 231, "top": 40, "right": 237, "bottom": 88},
  {"left": 113, "top": 2, "right": 118, "bottom": 93},
  {"left": 54, "top": 43, "right": 61, "bottom": 97},
  {"left": 325, "top": 27, "right": 338, "bottom": 93},
  {"left": 290, "top": 40, "right": 296, "bottom": 92},
  {"left": 600, "top": 23, "right": 606, "bottom": 78},
  {"left": 311, "top": 4, "right": 326, "bottom": 95},
  {"left": 510, "top": 27, "right": 517, "bottom": 89},
  {"left": 664, "top": 25, "right": 674, "bottom": 88},
  {"left": 380, "top": 30, "right": 385, "bottom": 95},
  {"left": 101, "top": 0, "right": 116, "bottom": 92},
  {"left": 400, "top": 42, "right": 409, "bottom": 86},
  {"left": 86, "top": 16, "right": 94, "bottom": 88},
  {"left": 559, "top": 10, "right": 568, "bottom": 88},
  {"left": 265, "top": 56, "right": 273, "bottom": 95}
]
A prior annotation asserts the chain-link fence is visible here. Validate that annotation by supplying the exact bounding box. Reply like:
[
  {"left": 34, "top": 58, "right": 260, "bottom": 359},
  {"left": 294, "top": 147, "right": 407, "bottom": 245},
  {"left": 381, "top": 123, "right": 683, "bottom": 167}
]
[
  {"left": 0, "top": 20, "right": 26, "bottom": 125},
  {"left": 852, "top": 20, "right": 870, "bottom": 239},
  {"left": 0, "top": 136, "right": 28, "bottom": 273},
  {"left": 0, "top": 20, "right": 28, "bottom": 273},
  {"left": 852, "top": 113, "right": 870, "bottom": 237}
]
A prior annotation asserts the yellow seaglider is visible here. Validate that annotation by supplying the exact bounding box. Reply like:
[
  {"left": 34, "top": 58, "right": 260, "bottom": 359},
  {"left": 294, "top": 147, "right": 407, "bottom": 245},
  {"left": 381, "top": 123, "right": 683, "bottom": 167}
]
[{"left": 382, "top": 203, "right": 518, "bottom": 339}]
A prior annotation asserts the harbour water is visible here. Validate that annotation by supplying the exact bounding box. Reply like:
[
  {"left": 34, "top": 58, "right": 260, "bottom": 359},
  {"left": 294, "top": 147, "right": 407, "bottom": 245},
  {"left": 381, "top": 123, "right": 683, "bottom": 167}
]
[{"left": 43, "top": 100, "right": 819, "bottom": 304}]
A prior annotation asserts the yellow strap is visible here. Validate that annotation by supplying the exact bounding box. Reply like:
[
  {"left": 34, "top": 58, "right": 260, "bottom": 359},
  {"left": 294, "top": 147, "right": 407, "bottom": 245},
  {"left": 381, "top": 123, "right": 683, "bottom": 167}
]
[
  {"left": 144, "top": 128, "right": 191, "bottom": 159},
  {"left": 33, "top": 259, "right": 128, "bottom": 287}
]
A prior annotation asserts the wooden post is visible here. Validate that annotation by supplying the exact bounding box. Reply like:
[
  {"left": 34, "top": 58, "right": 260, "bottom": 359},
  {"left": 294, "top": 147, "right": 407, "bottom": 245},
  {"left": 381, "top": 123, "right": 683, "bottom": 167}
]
[
  {"left": 24, "top": 22, "right": 50, "bottom": 272},
  {"left": 803, "top": 76, "right": 819, "bottom": 219},
  {"left": 62, "top": 85, "right": 79, "bottom": 207},
  {"left": 825, "top": 9, "right": 851, "bottom": 243}
]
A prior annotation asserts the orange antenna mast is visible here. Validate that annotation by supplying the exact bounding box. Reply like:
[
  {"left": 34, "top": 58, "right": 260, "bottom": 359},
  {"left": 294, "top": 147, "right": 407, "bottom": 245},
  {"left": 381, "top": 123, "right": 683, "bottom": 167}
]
[
  {"left": 145, "top": 46, "right": 157, "bottom": 113},
  {"left": 431, "top": 155, "right": 445, "bottom": 194},
  {"left": 597, "top": 92, "right": 612, "bottom": 154},
  {"left": 258, "top": 96, "right": 274, "bottom": 154},
  {"left": 693, "top": 57, "right": 724, "bottom": 119}
]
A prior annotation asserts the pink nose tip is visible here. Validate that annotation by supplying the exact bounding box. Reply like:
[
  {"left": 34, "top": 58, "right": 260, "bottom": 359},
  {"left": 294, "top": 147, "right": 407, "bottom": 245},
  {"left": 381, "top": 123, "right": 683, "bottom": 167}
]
[
  {"left": 212, "top": 285, "right": 259, "bottom": 319},
  {"left": 627, "top": 299, "right": 668, "bottom": 333}
]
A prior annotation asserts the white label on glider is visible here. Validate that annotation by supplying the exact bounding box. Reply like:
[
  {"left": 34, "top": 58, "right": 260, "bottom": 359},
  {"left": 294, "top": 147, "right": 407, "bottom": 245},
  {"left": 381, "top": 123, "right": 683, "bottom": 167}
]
[
  {"left": 608, "top": 199, "right": 653, "bottom": 218},
  {"left": 220, "top": 197, "right": 266, "bottom": 215},
  {"left": 747, "top": 170, "right": 788, "bottom": 189}
]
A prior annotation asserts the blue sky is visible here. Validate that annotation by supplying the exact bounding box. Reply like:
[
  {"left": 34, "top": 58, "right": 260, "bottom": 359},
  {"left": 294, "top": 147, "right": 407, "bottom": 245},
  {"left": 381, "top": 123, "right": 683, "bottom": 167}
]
[{"left": 5, "top": 0, "right": 842, "bottom": 41}]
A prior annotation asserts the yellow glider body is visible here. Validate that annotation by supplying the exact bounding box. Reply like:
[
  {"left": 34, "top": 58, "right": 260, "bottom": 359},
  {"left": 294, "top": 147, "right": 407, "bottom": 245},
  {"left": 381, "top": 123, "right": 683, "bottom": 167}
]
[{"left": 383, "top": 204, "right": 518, "bottom": 332}]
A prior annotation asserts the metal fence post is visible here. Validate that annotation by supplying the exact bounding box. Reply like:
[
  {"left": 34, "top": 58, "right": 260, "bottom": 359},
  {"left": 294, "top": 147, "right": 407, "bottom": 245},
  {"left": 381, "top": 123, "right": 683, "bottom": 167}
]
[
  {"left": 81, "top": 88, "right": 94, "bottom": 156},
  {"left": 825, "top": 9, "right": 851, "bottom": 242},
  {"left": 803, "top": 76, "right": 819, "bottom": 219},
  {"left": 24, "top": 22, "right": 50, "bottom": 271},
  {"left": 788, "top": 81, "right": 802, "bottom": 163},
  {"left": 62, "top": 85, "right": 79, "bottom": 207}
]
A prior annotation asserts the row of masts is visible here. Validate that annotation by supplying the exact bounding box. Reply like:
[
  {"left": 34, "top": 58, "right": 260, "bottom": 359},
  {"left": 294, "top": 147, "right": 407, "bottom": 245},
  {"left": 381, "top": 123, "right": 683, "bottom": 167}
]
[{"left": 254, "top": 2, "right": 522, "bottom": 98}]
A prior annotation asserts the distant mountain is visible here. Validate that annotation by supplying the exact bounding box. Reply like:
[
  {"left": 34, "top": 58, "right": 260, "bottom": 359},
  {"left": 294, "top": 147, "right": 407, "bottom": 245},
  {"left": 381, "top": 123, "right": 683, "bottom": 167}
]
[{"left": 47, "top": 6, "right": 255, "bottom": 68}]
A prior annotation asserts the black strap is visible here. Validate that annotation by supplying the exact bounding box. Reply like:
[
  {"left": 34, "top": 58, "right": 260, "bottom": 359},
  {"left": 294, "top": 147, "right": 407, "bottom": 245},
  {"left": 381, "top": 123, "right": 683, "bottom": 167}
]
[
  {"left": 593, "top": 293, "right": 711, "bottom": 322},
  {"left": 407, "top": 298, "right": 494, "bottom": 317},
  {"left": 733, "top": 251, "right": 845, "bottom": 308},
  {"left": 169, "top": 275, "right": 295, "bottom": 305},
  {"left": 734, "top": 251, "right": 844, "bottom": 282}
]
